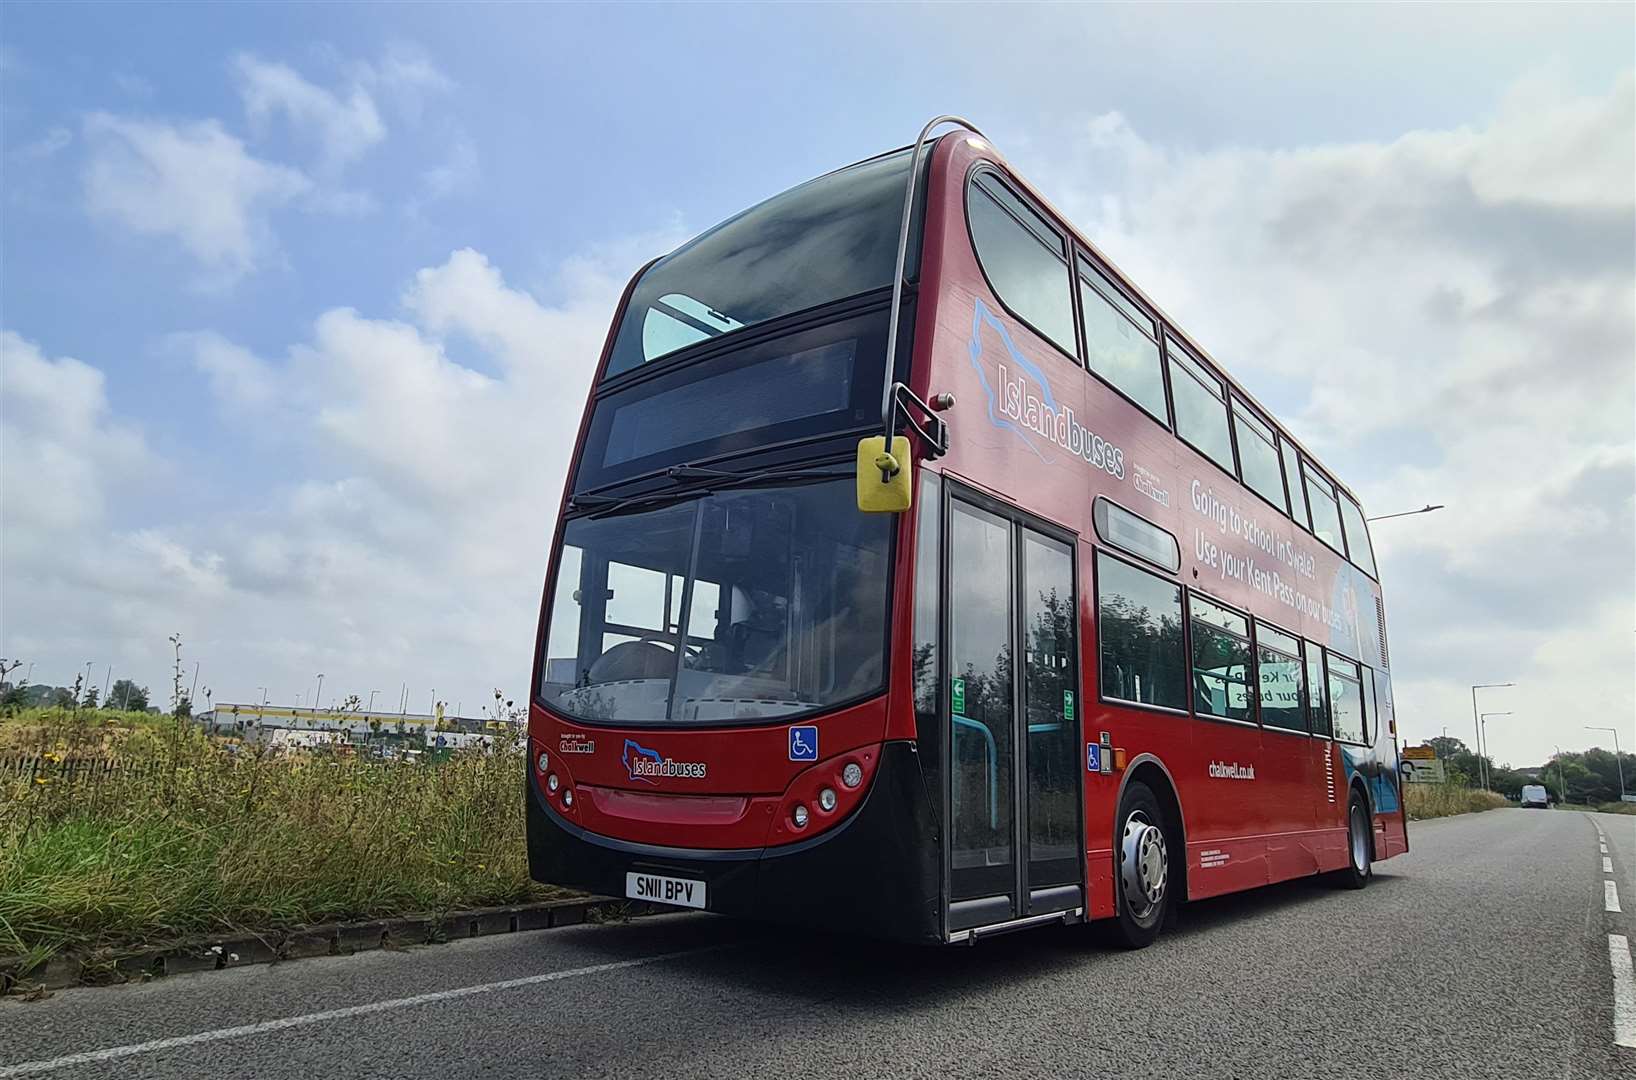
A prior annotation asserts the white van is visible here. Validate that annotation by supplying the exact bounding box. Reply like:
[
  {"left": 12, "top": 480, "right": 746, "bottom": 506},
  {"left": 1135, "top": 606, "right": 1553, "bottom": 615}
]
[{"left": 1520, "top": 784, "right": 1550, "bottom": 809}]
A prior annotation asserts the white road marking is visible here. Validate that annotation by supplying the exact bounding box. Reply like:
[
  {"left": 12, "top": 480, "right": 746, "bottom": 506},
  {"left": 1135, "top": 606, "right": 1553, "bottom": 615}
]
[
  {"left": 1609, "top": 880, "right": 1624, "bottom": 914},
  {"left": 1611, "top": 935, "right": 1636, "bottom": 1050},
  {"left": 0, "top": 947, "right": 720, "bottom": 1077},
  {"left": 1608, "top": 856, "right": 1617, "bottom": 873}
]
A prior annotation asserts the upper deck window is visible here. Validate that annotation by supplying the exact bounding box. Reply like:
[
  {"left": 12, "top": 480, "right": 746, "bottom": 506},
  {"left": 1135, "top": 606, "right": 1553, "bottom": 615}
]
[
  {"left": 605, "top": 149, "right": 920, "bottom": 380},
  {"left": 1282, "top": 439, "right": 1310, "bottom": 530},
  {"left": 967, "top": 171, "right": 1076, "bottom": 356},
  {"left": 1339, "top": 494, "right": 1378, "bottom": 577},
  {"left": 1303, "top": 463, "right": 1346, "bottom": 555},
  {"left": 1080, "top": 263, "right": 1167, "bottom": 424},
  {"left": 1232, "top": 399, "right": 1287, "bottom": 513},
  {"left": 1167, "top": 339, "right": 1235, "bottom": 474}
]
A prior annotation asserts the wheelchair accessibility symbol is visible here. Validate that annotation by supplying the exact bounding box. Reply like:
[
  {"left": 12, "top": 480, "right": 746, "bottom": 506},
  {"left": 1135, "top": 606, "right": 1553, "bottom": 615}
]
[{"left": 789, "top": 725, "right": 818, "bottom": 762}]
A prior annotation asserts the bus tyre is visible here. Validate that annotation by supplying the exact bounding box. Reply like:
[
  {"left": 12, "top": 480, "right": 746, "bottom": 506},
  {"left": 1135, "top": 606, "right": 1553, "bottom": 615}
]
[
  {"left": 1335, "top": 793, "right": 1373, "bottom": 890},
  {"left": 1105, "top": 781, "right": 1170, "bottom": 950}
]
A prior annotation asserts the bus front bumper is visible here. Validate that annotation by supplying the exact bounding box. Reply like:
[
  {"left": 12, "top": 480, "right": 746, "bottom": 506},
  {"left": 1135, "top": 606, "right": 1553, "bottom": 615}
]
[{"left": 526, "top": 739, "right": 941, "bottom": 943}]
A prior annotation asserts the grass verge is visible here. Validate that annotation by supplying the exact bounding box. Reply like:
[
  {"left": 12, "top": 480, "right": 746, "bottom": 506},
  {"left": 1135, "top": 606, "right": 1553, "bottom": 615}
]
[
  {"left": 1403, "top": 783, "right": 1509, "bottom": 821},
  {"left": 1, "top": 708, "right": 570, "bottom": 970}
]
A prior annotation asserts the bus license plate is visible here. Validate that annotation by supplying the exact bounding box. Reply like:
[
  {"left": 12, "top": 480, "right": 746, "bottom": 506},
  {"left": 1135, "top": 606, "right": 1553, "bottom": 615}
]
[{"left": 626, "top": 871, "right": 706, "bottom": 910}]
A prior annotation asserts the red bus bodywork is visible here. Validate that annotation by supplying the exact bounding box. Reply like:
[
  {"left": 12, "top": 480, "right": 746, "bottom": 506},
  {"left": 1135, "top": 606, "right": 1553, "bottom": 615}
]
[{"left": 528, "top": 132, "right": 1407, "bottom": 942}]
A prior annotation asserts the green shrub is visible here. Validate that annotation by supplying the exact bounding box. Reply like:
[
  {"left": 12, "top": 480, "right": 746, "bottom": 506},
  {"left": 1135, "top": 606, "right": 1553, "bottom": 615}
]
[
  {"left": 0, "top": 709, "right": 567, "bottom": 964},
  {"left": 1403, "top": 783, "right": 1509, "bottom": 820}
]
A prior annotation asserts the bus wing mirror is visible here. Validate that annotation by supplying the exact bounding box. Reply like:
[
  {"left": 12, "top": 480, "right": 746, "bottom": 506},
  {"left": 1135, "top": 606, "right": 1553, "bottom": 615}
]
[{"left": 856, "top": 435, "right": 911, "bottom": 513}]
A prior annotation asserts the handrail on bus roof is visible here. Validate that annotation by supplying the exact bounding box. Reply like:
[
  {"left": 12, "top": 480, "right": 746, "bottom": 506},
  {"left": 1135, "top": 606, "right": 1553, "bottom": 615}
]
[{"left": 880, "top": 116, "right": 986, "bottom": 454}]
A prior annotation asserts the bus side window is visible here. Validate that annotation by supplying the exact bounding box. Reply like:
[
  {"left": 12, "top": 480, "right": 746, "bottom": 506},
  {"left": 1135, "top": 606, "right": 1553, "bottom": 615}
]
[
  {"left": 1305, "top": 643, "right": 1329, "bottom": 737},
  {"left": 1167, "top": 340, "right": 1235, "bottom": 475},
  {"left": 967, "top": 172, "right": 1076, "bottom": 357},
  {"left": 1095, "top": 552, "right": 1187, "bottom": 712}
]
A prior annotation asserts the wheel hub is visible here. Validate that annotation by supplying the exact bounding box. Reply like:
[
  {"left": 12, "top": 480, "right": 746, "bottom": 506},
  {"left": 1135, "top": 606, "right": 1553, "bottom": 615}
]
[{"left": 1120, "top": 812, "right": 1167, "bottom": 919}]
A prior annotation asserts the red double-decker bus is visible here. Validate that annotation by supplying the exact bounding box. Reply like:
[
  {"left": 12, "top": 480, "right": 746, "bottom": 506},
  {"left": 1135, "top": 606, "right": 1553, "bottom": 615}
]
[{"left": 528, "top": 118, "right": 1407, "bottom": 947}]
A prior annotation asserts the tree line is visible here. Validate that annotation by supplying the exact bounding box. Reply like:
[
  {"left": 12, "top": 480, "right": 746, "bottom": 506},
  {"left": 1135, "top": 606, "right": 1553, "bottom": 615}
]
[
  {"left": 1, "top": 678, "right": 155, "bottom": 714},
  {"left": 1425, "top": 736, "right": 1632, "bottom": 805}
]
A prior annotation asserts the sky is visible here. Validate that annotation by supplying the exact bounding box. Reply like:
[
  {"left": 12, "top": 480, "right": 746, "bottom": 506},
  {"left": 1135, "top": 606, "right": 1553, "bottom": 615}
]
[{"left": 1, "top": 3, "right": 1631, "bottom": 764}]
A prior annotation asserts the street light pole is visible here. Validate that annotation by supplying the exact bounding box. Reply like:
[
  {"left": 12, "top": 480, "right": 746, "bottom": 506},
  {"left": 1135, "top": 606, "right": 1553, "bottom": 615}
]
[
  {"left": 1367, "top": 504, "right": 1446, "bottom": 522},
  {"left": 314, "top": 673, "right": 325, "bottom": 712},
  {"left": 1554, "top": 746, "right": 1569, "bottom": 805},
  {"left": 1470, "top": 683, "right": 1514, "bottom": 791},
  {"left": 1585, "top": 726, "right": 1628, "bottom": 802},
  {"left": 368, "top": 689, "right": 381, "bottom": 715}
]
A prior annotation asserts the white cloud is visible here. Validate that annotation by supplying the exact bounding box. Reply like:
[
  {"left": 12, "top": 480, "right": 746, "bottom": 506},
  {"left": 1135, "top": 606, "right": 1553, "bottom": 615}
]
[
  {"left": 235, "top": 53, "right": 386, "bottom": 171},
  {"left": 13, "top": 126, "right": 71, "bottom": 160},
  {"left": 2, "top": 243, "right": 640, "bottom": 709},
  {"left": 0, "top": 331, "right": 154, "bottom": 538},
  {"left": 168, "top": 330, "right": 280, "bottom": 413},
  {"left": 82, "top": 112, "right": 311, "bottom": 284},
  {"left": 1025, "top": 70, "right": 1634, "bottom": 765},
  {"left": 417, "top": 138, "right": 478, "bottom": 203},
  {"left": 233, "top": 46, "right": 453, "bottom": 173}
]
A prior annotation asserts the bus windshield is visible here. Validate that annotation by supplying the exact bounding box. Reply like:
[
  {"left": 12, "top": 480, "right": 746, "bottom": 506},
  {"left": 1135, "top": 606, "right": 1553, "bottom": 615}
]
[
  {"left": 539, "top": 477, "right": 891, "bottom": 725},
  {"left": 603, "top": 148, "right": 919, "bottom": 380}
]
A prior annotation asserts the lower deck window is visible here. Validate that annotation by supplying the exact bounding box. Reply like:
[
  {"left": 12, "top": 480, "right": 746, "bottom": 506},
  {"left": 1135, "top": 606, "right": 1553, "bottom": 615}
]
[
  {"left": 1327, "top": 656, "right": 1367, "bottom": 744},
  {"left": 1095, "top": 553, "right": 1185, "bottom": 710},
  {"left": 1255, "top": 623, "right": 1305, "bottom": 733},
  {"left": 1189, "top": 595, "right": 1252, "bottom": 722}
]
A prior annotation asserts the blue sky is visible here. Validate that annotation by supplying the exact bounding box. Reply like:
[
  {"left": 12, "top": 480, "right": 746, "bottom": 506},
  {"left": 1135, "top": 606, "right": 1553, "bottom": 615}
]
[{"left": 2, "top": 3, "right": 1632, "bottom": 761}]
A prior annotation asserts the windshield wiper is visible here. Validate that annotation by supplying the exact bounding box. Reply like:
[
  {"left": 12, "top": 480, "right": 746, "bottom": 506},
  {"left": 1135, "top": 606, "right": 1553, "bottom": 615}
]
[
  {"left": 663, "top": 463, "right": 847, "bottom": 484},
  {"left": 567, "top": 461, "right": 848, "bottom": 516}
]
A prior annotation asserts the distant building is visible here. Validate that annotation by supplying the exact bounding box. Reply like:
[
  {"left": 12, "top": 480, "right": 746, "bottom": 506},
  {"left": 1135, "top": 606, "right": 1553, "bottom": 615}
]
[{"left": 196, "top": 703, "right": 519, "bottom": 745}]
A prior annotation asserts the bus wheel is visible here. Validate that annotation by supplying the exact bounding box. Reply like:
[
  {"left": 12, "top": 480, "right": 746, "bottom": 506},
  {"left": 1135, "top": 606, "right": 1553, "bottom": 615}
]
[
  {"left": 1334, "top": 793, "right": 1373, "bottom": 890},
  {"left": 1106, "top": 781, "right": 1170, "bottom": 949}
]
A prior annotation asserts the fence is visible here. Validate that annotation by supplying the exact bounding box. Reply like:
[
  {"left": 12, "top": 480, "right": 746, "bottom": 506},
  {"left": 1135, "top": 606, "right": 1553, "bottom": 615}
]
[{"left": 0, "top": 755, "right": 174, "bottom": 783}]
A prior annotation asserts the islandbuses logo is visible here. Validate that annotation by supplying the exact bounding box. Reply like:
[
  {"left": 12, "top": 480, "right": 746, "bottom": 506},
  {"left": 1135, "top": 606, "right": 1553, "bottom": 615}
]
[
  {"left": 622, "top": 739, "right": 707, "bottom": 784},
  {"left": 970, "top": 298, "right": 1125, "bottom": 480}
]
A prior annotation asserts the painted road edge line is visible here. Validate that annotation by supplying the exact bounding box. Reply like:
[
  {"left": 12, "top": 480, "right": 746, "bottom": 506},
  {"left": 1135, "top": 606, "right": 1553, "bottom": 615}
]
[
  {"left": 0, "top": 946, "right": 722, "bottom": 1078},
  {"left": 1608, "top": 857, "right": 1617, "bottom": 874},
  {"left": 1611, "top": 935, "right": 1636, "bottom": 1050},
  {"left": 1608, "top": 880, "right": 1623, "bottom": 914}
]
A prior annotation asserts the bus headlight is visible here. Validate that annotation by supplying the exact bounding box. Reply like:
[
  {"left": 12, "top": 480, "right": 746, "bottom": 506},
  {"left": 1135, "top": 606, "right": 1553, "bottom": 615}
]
[
  {"left": 547, "top": 773, "right": 559, "bottom": 793},
  {"left": 818, "top": 788, "right": 837, "bottom": 812},
  {"left": 537, "top": 751, "right": 549, "bottom": 772},
  {"left": 562, "top": 789, "right": 573, "bottom": 807},
  {"left": 792, "top": 804, "right": 809, "bottom": 828},
  {"left": 842, "top": 762, "right": 863, "bottom": 788}
]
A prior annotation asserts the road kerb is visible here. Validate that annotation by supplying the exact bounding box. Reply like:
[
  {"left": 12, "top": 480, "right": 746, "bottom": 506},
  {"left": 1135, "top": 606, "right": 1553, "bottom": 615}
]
[{"left": 0, "top": 896, "right": 651, "bottom": 994}]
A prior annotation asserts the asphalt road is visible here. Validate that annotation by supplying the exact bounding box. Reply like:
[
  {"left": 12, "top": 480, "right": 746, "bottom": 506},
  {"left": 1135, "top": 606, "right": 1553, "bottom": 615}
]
[{"left": 3, "top": 808, "right": 1631, "bottom": 1080}]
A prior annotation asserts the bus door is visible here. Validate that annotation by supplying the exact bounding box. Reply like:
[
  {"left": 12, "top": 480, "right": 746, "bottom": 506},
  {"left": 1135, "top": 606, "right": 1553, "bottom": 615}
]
[{"left": 944, "top": 492, "right": 1083, "bottom": 933}]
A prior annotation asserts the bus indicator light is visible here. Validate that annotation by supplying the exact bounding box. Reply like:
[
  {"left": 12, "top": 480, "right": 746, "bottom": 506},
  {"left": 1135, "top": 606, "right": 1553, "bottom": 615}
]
[{"left": 1113, "top": 748, "right": 1128, "bottom": 771}]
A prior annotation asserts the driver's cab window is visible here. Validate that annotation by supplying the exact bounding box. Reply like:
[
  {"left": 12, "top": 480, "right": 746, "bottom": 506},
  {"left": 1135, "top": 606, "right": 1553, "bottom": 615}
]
[{"left": 538, "top": 479, "right": 890, "bottom": 726}]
